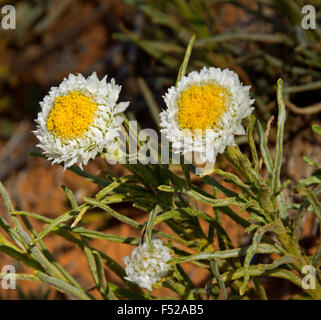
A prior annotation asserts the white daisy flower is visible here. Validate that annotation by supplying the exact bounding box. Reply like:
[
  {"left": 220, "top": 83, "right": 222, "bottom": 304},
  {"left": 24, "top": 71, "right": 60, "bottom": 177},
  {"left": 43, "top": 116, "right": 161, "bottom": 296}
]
[
  {"left": 123, "top": 239, "right": 173, "bottom": 291},
  {"left": 34, "top": 72, "right": 129, "bottom": 169},
  {"left": 160, "top": 67, "right": 255, "bottom": 164}
]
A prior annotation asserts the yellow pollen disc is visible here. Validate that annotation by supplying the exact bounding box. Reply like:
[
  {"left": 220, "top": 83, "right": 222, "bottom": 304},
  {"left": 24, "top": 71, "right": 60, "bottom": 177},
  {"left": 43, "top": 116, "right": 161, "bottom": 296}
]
[
  {"left": 46, "top": 91, "right": 98, "bottom": 139},
  {"left": 178, "top": 84, "right": 228, "bottom": 131}
]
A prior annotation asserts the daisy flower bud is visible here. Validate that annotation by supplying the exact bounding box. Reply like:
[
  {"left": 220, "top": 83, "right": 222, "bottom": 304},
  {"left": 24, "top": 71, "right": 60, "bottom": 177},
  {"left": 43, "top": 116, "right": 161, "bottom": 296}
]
[
  {"left": 34, "top": 72, "right": 129, "bottom": 169},
  {"left": 123, "top": 239, "right": 173, "bottom": 291},
  {"left": 160, "top": 67, "right": 255, "bottom": 164}
]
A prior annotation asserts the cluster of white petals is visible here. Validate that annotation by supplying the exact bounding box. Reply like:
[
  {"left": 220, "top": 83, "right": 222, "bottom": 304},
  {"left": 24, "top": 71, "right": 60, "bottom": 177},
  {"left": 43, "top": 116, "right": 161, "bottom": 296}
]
[
  {"left": 123, "top": 239, "right": 173, "bottom": 290},
  {"left": 34, "top": 72, "right": 129, "bottom": 169},
  {"left": 160, "top": 67, "right": 254, "bottom": 164}
]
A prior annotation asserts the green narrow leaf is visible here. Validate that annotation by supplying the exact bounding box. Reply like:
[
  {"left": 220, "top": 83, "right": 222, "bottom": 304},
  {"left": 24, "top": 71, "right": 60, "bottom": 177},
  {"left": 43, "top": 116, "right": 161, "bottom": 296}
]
[
  {"left": 210, "top": 259, "right": 227, "bottom": 299},
  {"left": 240, "top": 223, "right": 278, "bottom": 295},
  {"left": 83, "top": 198, "right": 142, "bottom": 229},
  {"left": 0, "top": 216, "right": 26, "bottom": 251},
  {"left": 113, "top": 32, "right": 179, "bottom": 69},
  {"left": 253, "top": 277, "right": 268, "bottom": 300},
  {"left": 0, "top": 273, "right": 40, "bottom": 282},
  {"left": 0, "top": 182, "right": 23, "bottom": 229},
  {"left": 312, "top": 124, "right": 321, "bottom": 135},
  {"left": 171, "top": 243, "right": 280, "bottom": 263},
  {"left": 15, "top": 226, "right": 66, "bottom": 281},
  {"left": 201, "top": 175, "right": 238, "bottom": 197},
  {"left": 176, "top": 264, "right": 196, "bottom": 290},
  {"left": 61, "top": 185, "right": 78, "bottom": 209},
  {"left": 74, "top": 228, "right": 139, "bottom": 245},
  {"left": 92, "top": 250, "right": 110, "bottom": 299},
  {"left": 14, "top": 211, "right": 52, "bottom": 223},
  {"left": 95, "top": 177, "right": 130, "bottom": 200},
  {"left": 271, "top": 179, "right": 291, "bottom": 199},
  {"left": 247, "top": 115, "right": 259, "bottom": 172},
  {"left": 108, "top": 282, "right": 147, "bottom": 300},
  {"left": 176, "top": 35, "right": 195, "bottom": 85},
  {"left": 303, "top": 156, "right": 321, "bottom": 169},
  {"left": 31, "top": 206, "right": 85, "bottom": 245},
  {"left": 222, "top": 266, "right": 302, "bottom": 288},
  {"left": 35, "top": 271, "right": 92, "bottom": 300},
  {"left": 219, "top": 206, "right": 250, "bottom": 229},
  {"left": 272, "top": 79, "right": 288, "bottom": 221},
  {"left": 145, "top": 205, "right": 162, "bottom": 251},
  {"left": 303, "top": 189, "right": 321, "bottom": 221},
  {"left": 312, "top": 244, "right": 321, "bottom": 267},
  {"left": 138, "top": 78, "right": 161, "bottom": 127},
  {"left": 213, "top": 168, "right": 254, "bottom": 197},
  {"left": 71, "top": 205, "right": 90, "bottom": 228},
  {"left": 292, "top": 206, "right": 305, "bottom": 244},
  {"left": 0, "top": 234, "right": 43, "bottom": 271},
  {"left": 163, "top": 207, "right": 233, "bottom": 249},
  {"left": 255, "top": 120, "right": 273, "bottom": 173},
  {"left": 158, "top": 185, "right": 244, "bottom": 207},
  {"left": 84, "top": 245, "right": 99, "bottom": 288},
  {"left": 298, "top": 175, "right": 321, "bottom": 188}
]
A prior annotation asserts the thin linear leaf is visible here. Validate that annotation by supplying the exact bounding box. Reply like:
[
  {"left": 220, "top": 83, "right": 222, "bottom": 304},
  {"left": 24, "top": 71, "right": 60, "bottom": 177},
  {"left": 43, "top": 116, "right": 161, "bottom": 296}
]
[
  {"left": 271, "top": 179, "right": 291, "bottom": 199},
  {"left": 247, "top": 115, "right": 259, "bottom": 172},
  {"left": 71, "top": 205, "right": 90, "bottom": 228},
  {"left": 253, "top": 277, "right": 268, "bottom": 300},
  {"left": 210, "top": 259, "right": 227, "bottom": 299},
  {"left": 171, "top": 243, "right": 281, "bottom": 263},
  {"left": 303, "top": 156, "right": 321, "bottom": 170},
  {"left": 158, "top": 185, "right": 244, "bottom": 207},
  {"left": 201, "top": 175, "right": 238, "bottom": 197},
  {"left": 0, "top": 216, "right": 26, "bottom": 251},
  {"left": 313, "top": 245, "right": 321, "bottom": 267},
  {"left": 83, "top": 197, "right": 142, "bottom": 229},
  {"left": 34, "top": 271, "right": 92, "bottom": 300},
  {"left": 213, "top": 168, "right": 254, "bottom": 197},
  {"left": 255, "top": 120, "right": 273, "bottom": 173},
  {"left": 0, "top": 234, "right": 43, "bottom": 271},
  {"left": 303, "top": 189, "right": 321, "bottom": 221},
  {"left": 176, "top": 35, "right": 195, "bottom": 85},
  {"left": 93, "top": 250, "right": 109, "bottom": 299},
  {"left": 73, "top": 228, "right": 139, "bottom": 245},
  {"left": 108, "top": 282, "right": 148, "bottom": 300},
  {"left": 138, "top": 78, "right": 161, "bottom": 127},
  {"left": 0, "top": 182, "right": 22, "bottom": 229},
  {"left": 145, "top": 205, "right": 162, "bottom": 251},
  {"left": 272, "top": 79, "right": 288, "bottom": 220},
  {"left": 0, "top": 273, "right": 40, "bottom": 282},
  {"left": 95, "top": 177, "right": 131, "bottom": 200},
  {"left": 15, "top": 226, "right": 65, "bottom": 281},
  {"left": 61, "top": 185, "right": 78, "bottom": 209},
  {"left": 31, "top": 206, "right": 85, "bottom": 245},
  {"left": 312, "top": 124, "right": 321, "bottom": 135},
  {"left": 240, "top": 223, "right": 278, "bottom": 295},
  {"left": 222, "top": 266, "right": 302, "bottom": 288}
]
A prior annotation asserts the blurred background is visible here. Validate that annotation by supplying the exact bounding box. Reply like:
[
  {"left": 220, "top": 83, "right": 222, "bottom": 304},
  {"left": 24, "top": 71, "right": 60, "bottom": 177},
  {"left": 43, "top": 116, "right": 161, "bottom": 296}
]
[{"left": 1, "top": 0, "right": 321, "bottom": 299}]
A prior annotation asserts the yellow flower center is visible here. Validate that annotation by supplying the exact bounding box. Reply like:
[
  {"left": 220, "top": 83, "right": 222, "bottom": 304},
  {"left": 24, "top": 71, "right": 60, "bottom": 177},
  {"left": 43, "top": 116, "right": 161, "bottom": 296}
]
[
  {"left": 178, "top": 84, "right": 228, "bottom": 131},
  {"left": 46, "top": 91, "right": 98, "bottom": 139}
]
